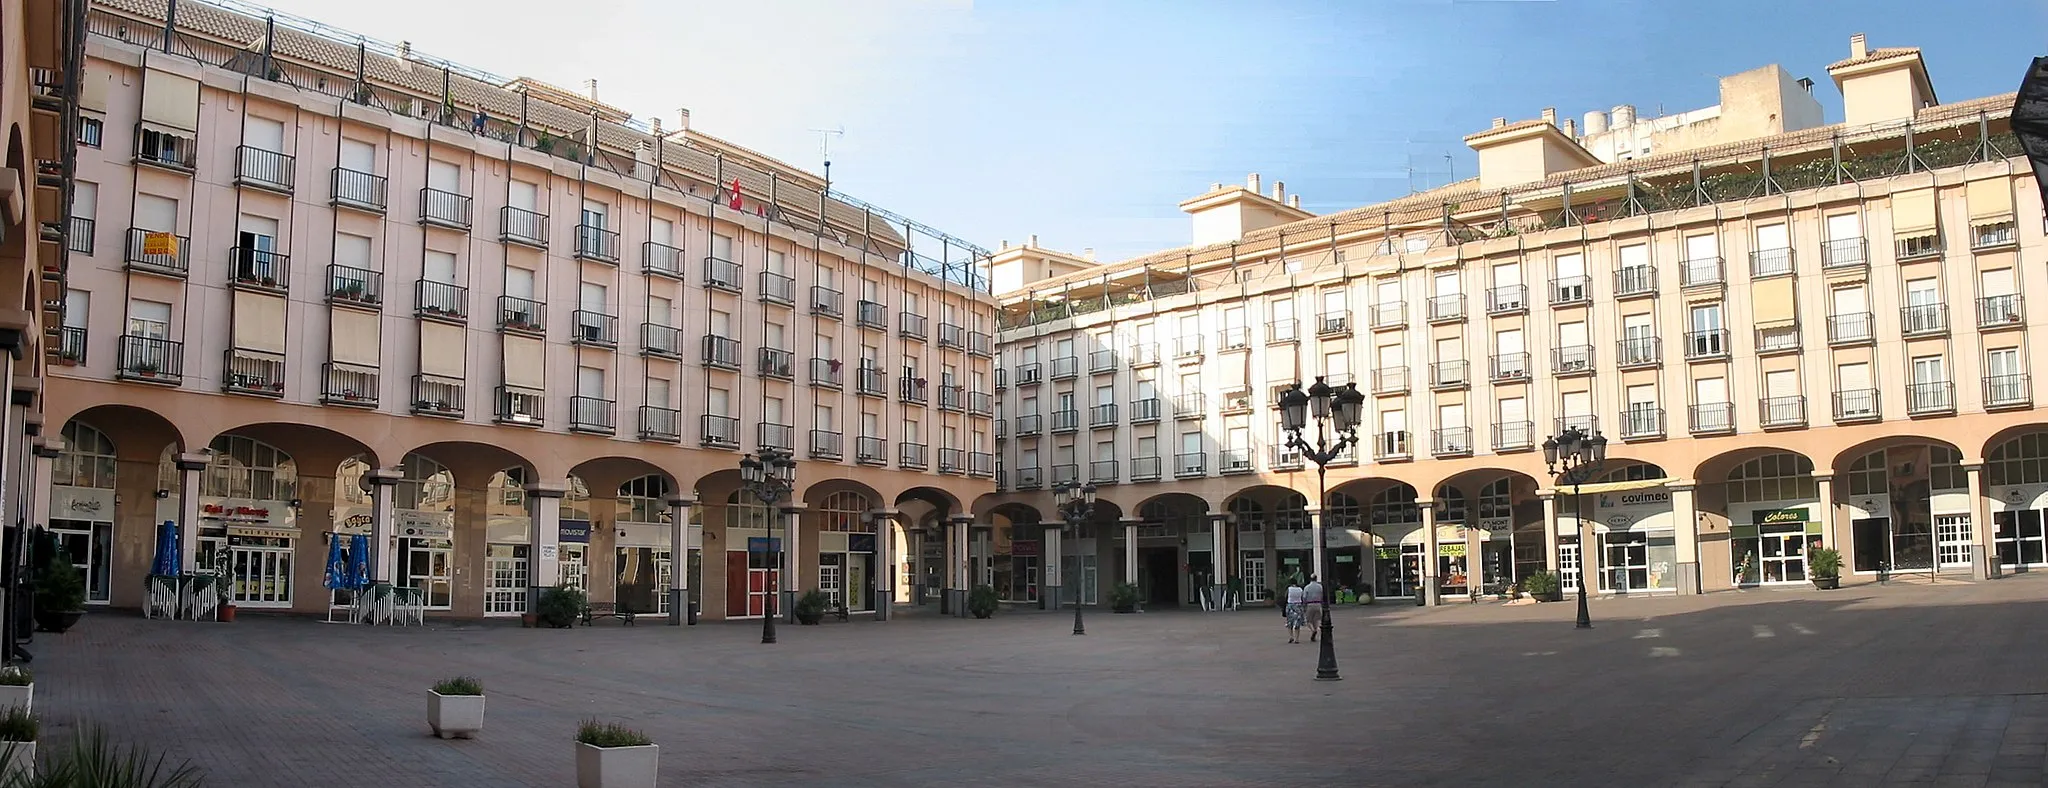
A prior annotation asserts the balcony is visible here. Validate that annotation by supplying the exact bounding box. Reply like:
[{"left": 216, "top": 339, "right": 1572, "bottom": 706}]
[
  {"left": 1822, "top": 238, "right": 1867, "bottom": 270},
  {"left": 1129, "top": 344, "right": 1161, "bottom": 366},
  {"left": 497, "top": 295, "right": 545, "bottom": 335},
  {"left": 1419, "top": 294, "right": 1465, "bottom": 323},
  {"left": 900, "top": 442, "right": 929, "bottom": 470},
  {"left": 1555, "top": 414, "right": 1598, "bottom": 435},
  {"left": 702, "top": 335, "right": 741, "bottom": 370},
  {"left": 857, "top": 367, "right": 888, "bottom": 397},
  {"left": 1051, "top": 409, "right": 1080, "bottom": 433},
  {"left": 1614, "top": 266, "right": 1657, "bottom": 298},
  {"left": 1832, "top": 389, "right": 1880, "bottom": 422},
  {"left": 643, "top": 242, "right": 684, "bottom": 280},
  {"left": 1051, "top": 464, "right": 1080, "bottom": 485},
  {"left": 1759, "top": 396, "right": 1806, "bottom": 429},
  {"left": 1370, "top": 302, "right": 1406, "bottom": 330},
  {"left": 701, "top": 415, "right": 740, "bottom": 448},
  {"left": 1901, "top": 304, "right": 1948, "bottom": 337},
  {"left": 898, "top": 377, "right": 928, "bottom": 405},
  {"left": 495, "top": 385, "right": 544, "bottom": 426},
  {"left": 703, "top": 257, "right": 743, "bottom": 293},
  {"left": 856, "top": 300, "right": 887, "bottom": 329},
  {"left": 1552, "top": 345, "right": 1594, "bottom": 375},
  {"left": 1131, "top": 456, "right": 1163, "bottom": 481},
  {"left": 1013, "top": 464, "right": 1042, "bottom": 489},
  {"left": 574, "top": 224, "right": 619, "bottom": 263},
  {"left": 1132, "top": 398, "right": 1162, "bottom": 423},
  {"left": 1681, "top": 257, "right": 1725, "bottom": 288},
  {"left": 1015, "top": 362, "right": 1043, "bottom": 386},
  {"left": 1220, "top": 387, "right": 1254, "bottom": 413},
  {"left": 1088, "top": 349, "right": 1117, "bottom": 373},
  {"left": 499, "top": 206, "right": 548, "bottom": 248},
  {"left": 124, "top": 228, "right": 190, "bottom": 278},
  {"left": 809, "top": 358, "right": 844, "bottom": 389},
  {"left": 320, "top": 361, "right": 379, "bottom": 407},
  {"left": 1684, "top": 329, "right": 1729, "bottom": 359},
  {"left": 810, "top": 286, "right": 843, "bottom": 319},
  {"left": 1373, "top": 431, "right": 1412, "bottom": 461},
  {"left": 938, "top": 449, "right": 964, "bottom": 475},
  {"left": 641, "top": 324, "right": 683, "bottom": 359},
  {"left": 968, "top": 390, "right": 993, "bottom": 415},
  {"left": 1492, "top": 421, "right": 1535, "bottom": 452},
  {"left": 1372, "top": 366, "right": 1409, "bottom": 395},
  {"left": 855, "top": 436, "right": 887, "bottom": 465},
  {"left": 1270, "top": 445, "right": 1303, "bottom": 471},
  {"left": 759, "top": 423, "right": 795, "bottom": 452},
  {"left": 968, "top": 332, "right": 994, "bottom": 357},
  {"left": 326, "top": 264, "right": 382, "bottom": 309},
  {"left": 1176, "top": 336, "right": 1204, "bottom": 359},
  {"left": 938, "top": 384, "right": 965, "bottom": 412},
  {"left": 638, "top": 406, "right": 681, "bottom": 442},
  {"left": 1689, "top": 402, "right": 1735, "bottom": 434},
  {"left": 1089, "top": 403, "right": 1119, "bottom": 426},
  {"left": 1986, "top": 375, "right": 2032, "bottom": 410},
  {"left": 66, "top": 215, "right": 94, "bottom": 255},
  {"left": 1317, "top": 311, "right": 1352, "bottom": 336},
  {"left": 1617, "top": 337, "right": 1661, "bottom": 369},
  {"left": 1268, "top": 319, "right": 1300, "bottom": 343},
  {"left": 1430, "top": 360, "right": 1469, "bottom": 390},
  {"left": 572, "top": 311, "right": 618, "bottom": 347},
  {"left": 746, "top": 271, "right": 791, "bottom": 305},
  {"left": 1219, "top": 448, "right": 1253, "bottom": 474},
  {"left": 968, "top": 452, "right": 995, "bottom": 478},
  {"left": 229, "top": 247, "right": 290, "bottom": 292},
  {"left": 331, "top": 168, "right": 386, "bottom": 213},
  {"left": 419, "top": 188, "right": 471, "bottom": 229},
  {"left": 898, "top": 312, "right": 927, "bottom": 340},
  {"left": 1978, "top": 295, "right": 2024, "bottom": 329},
  {"left": 1173, "top": 393, "right": 1206, "bottom": 419},
  {"left": 1972, "top": 220, "right": 2017, "bottom": 250},
  {"left": 1489, "top": 352, "right": 1530, "bottom": 382},
  {"left": 222, "top": 348, "right": 285, "bottom": 397},
  {"left": 1896, "top": 233, "right": 1943, "bottom": 261},
  {"left": 52, "top": 326, "right": 86, "bottom": 366},
  {"left": 117, "top": 336, "right": 182, "bottom": 384},
  {"left": 1051, "top": 355, "right": 1080, "bottom": 380},
  {"left": 411, "top": 373, "right": 463, "bottom": 417},
  {"left": 234, "top": 146, "right": 294, "bottom": 193},
  {"left": 1826, "top": 313, "right": 1873, "bottom": 345},
  {"left": 1749, "top": 248, "right": 1794, "bottom": 278},
  {"left": 1175, "top": 452, "right": 1208, "bottom": 478},
  {"left": 937, "top": 323, "right": 964, "bottom": 348},
  {"left": 569, "top": 396, "right": 616, "bottom": 434},
  {"left": 1089, "top": 460, "right": 1120, "bottom": 484},
  {"left": 1219, "top": 327, "right": 1251, "bottom": 351},
  {"left": 135, "top": 127, "right": 195, "bottom": 171},
  {"left": 1906, "top": 382, "right": 1955, "bottom": 416},
  {"left": 1432, "top": 427, "right": 1473, "bottom": 457},
  {"left": 994, "top": 419, "right": 1008, "bottom": 439},
  {"left": 1549, "top": 276, "right": 1589, "bottom": 305},
  {"left": 1619, "top": 407, "right": 1665, "bottom": 439},
  {"left": 1487, "top": 285, "right": 1528, "bottom": 314},
  {"left": 1754, "top": 324, "right": 1801, "bottom": 355},
  {"left": 749, "top": 347, "right": 786, "bottom": 376},
  {"left": 809, "top": 430, "right": 843, "bottom": 461}
]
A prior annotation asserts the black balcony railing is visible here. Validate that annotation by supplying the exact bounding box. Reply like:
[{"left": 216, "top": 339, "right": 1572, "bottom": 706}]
[
  {"left": 495, "top": 385, "right": 544, "bottom": 425},
  {"left": 500, "top": 206, "right": 548, "bottom": 247},
  {"left": 420, "top": 188, "right": 472, "bottom": 229},
  {"left": 1132, "top": 398, "right": 1162, "bottom": 422},
  {"left": 1614, "top": 266, "right": 1657, "bottom": 297},
  {"left": 1220, "top": 327, "right": 1251, "bottom": 350},
  {"left": 1131, "top": 456, "right": 1163, "bottom": 481},
  {"left": 326, "top": 264, "right": 381, "bottom": 307},
  {"left": 574, "top": 224, "right": 620, "bottom": 263},
  {"left": 1176, "top": 336, "right": 1204, "bottom": 358},
  {"left": 1051, "top": 464, "right": 1080, "bottom": 485},
  {"left": 638, "top": 406, "right": 681, "bottom": 441},
  {"left": 1089, "top": 403, "right": 1118, "bottom": 426},
  {"left": 899, "top": 312, "right": 927, "bottom": 339},
  {"left": 1749, "top": 248, "right": 1794, "bottom": 278},
  {"left": 643, "top": 242, "right": 684, "bottom": 279},
  {"left": 1555, "top": 414, "right": 1598, "bottom": 435},
  {"left": 1681, "top": 257, "right": 1725, "bottom": 287},
  {"left": 498, "top": 295, "right": 545, "bottom": 334},
  {"left": 1013, "top": 464, "right": 1041, "bottom": 488},
  {"left": 1016, "top": 362, "right": 1043, "bottom": 386},
  {"left": 53, "top": 326, "right": 86, "bottom": 365},
  {"left": 1684, "top": 329, "right": 1728, "bottom": 358},
  {"left": 1689, "top": 402, "right": 1735, "bottom": 433},
  {"left": 809, "top": 430, "right": 843, "bottom": 460},
  {"left": 1620, "top": 407, "right": 1665, "bottom": 438},
  {"left": 1373, "top": 366, "right": 1409, "bottom": 394},
  {"left": 1756, "top": 324, "right": 1801, "bottom": 354},
  {"left": 968, "top": 452, "right": 995, "bottom": 478},
  {"left": 1986, "top": 375, "right": 2032, "bottom": 409},
  {"left": 702, "top": 335, "right": 741, "bottom": 369},
  {"left": 1270, "top": 445, "right": 1303, "bottom": 470},
  {"left": 1370, "top": 302, "right": 1406, "bottom": 329},
  {"left": 758, "top": 348, "right": 794, "bottom": 379},
  {"left": 758, "top": 271, "right": 793, "bottom": 303},
  {"left": 1617, "top": 337, "right": 1661, "bottom": 368},
  {"left": 968, "top": 332, "right": 993, "bottom": 356},
  {"left": 320, "top": 361, "right": 378, "bottom": 406},
  {"left": 572, "top": 311, "right": 618, "bottom": 347},
  {"left": 1129, "top": 344, "right": 1161, "bottom": 366},
  {"left": 855, "top": 436, "right": 887, "bottom": 465},
  {"left": 641, "top": 323, "right": 682, "bottom": 358},
  {"left": 1016, "top": 414, "right": 1042, "bottom": 435},
  {"left": 1268, "top": 319, "right": 1300, "bottom": 343},
  {"left": 1220, "top": 388, "right": 1254, "bottom": 412},
  {"left": 703, "top": 257, "right": 742, "bottom": 292},
  {"left": 1552, "top": 345, "right": 1594, "bottom": 374},
  {"left": 1051, "top": 409, "right": 1080, "bottom": 432},
  {"left": 1089, "top": 460, "right": 1120, "bottom": 484},
  {"left": 117, "top": 335, "right": 182, "bottom": 383},
  {"left": 938, "top": 448, "right": 964, "bottom": 475},
  {"left": 1492, "top": 421, "right": 1535, "bottom": 452},
  {"left": 136, "top": 127, "right": 194, "bottom": 170},
  {"left": 1317, "top": 311, "right": 1352, "bottom": 335},
  {"left": 569, "top": 396, "right": 616, "bottom": 434},
  {"left": 1374, "top": 431, "right": 1412, "bottom": 460},
  {"left": 968, "top": 391, "right": 993, "bottom": 415},
  {"left": 937, "top": 323, "right": 964, "bottom": 348},
  {"left": 1822, "top": 238, "right": 1867, "bottom": 269},
  {"left": 67, "top": 215, "right": 93, "bottom": 255},
  {"left": 1906, "top": 382, "right": 1955, "bottom": 415},
  {"left": 1175, "top": 452, "right": 1207, "bottom": 477},
  {"left": 1978, "top": 295, "right": 2024, "bottom": 328},
  {"left": 1489, "top": 352, "right": 1530, "bottom": 382},
  {"left": 1219, "top": 448, "right": 1253, "bottom": 474},
  {"left": 229, "top": 246, "right": 290, "bottom": 291},
  {"left": 1549, "top": 276, "right": 1590, "bottom": 305},
  {"left": 1759, "top": 396, "right": 1806, "bottom": 428},
  {"left": 811, "top": 286, "right": 843, "bottom": 318},
  {"left": 900, "top": 442, "right": 929, "bottom": 470},
  {"left": 1427, "top": 294, "right": 1466, "bottom": 322},
  {"left": 857, "top": 300, "right": 886, "bottom": 329},
  {"left": 234, "top": 146, "right": 294, "bottom": 192},
  {"left": 1173, "top": 393, "right": 1206, "bottom": 419},
  {"left": 331, "top": 168, "right": 386, "bottom": 212},
  {"left": 1826, "top": 313, "right": 1873, "bottom": 344},
  {"left": 1902, "top": 304, "right": 1948, "bottom": 336},
  {"left": 1432, "top": 427, "right": 1473, "bottom": 457},
  {"left": 411, "top": 373, "right": 463, "bottom": 417},
  {"left": 1051, "top": 356, "right": 1080, "bottom": 379},
  {"left": 701, "top": 414, "right": 739, "bottom": 448},
  {"left": 858, "top": 367, "right": 888, "bottom": 397},
  {"left": 125, "top": 228, "right": 190, "bottom": 277},
  {"left": 759, "top": 423, "right": 795, "bottom": 451},
  {"left": 1088, "top": 349, "right": 1117, "bottom": 373},
  {"left": 810, "top": 358, "right": 844, "bottom": 388},
  {"left": 223, "top": 348, "right": 286, "bottom": 396},
  {"left": 1430, "top": 360, "right": 1468, "bottom": 389},
  {"left": 938, "top": 384, "right": 964, "bottom": 412},
  {"left": 1487, "top": 284, "right": 1528, "bottom": 313},
  {"left": 1832, "top": 389, "right": 1880, "bottom": 421},
  {"left": 899, "top": 377, "right": 928, "bottom": 404}
]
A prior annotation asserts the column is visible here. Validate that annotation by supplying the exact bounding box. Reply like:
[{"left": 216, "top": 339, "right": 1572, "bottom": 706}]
[
  {"left": 870, "top": 509, "right": 899, "bottom": 621},
  {"left": 666, "top": 495, "right": 694, "bottom": 625},
  {"left": 940, "top": 520, "right": 957, "bottom": 614},
  {"left": 1671, "top": 482, "right": 1699, "bottom": 595},
  {"left": 1208, "top": 513, "right": 1230, "bottom": 610},
  {"left": 1967, "top": 463, "right": 1996, "bottom": 580},
  {"left": 1814, "top": 474, "right": 1839, "bottom": 553},
  {"left": 950, "top": 514, "right": 971, "bottom": 617},
  {"left": 1540, "top": 491, "right": 1559, "bottom": 572},
  {"left": 782, "top": 503, "right": 807, "bottom": 622},
  {"left": 1464, "top": 521, "right": 1483, "bottom": 598},
  {"left": 366, "top": 469, "right": 400, "bottom": 584},
  {"left": 1121, "top": 518, "right": 1141, "bottom": 587},
  {"left": 1575, "top": 487, "right": 1602, "bottom": 597},
  {"left": 174, "top": 452, "right": 208, "bottom": 571},
  {"left": 30, "top": 439, "right": 60, "bottom": 532},
  {"left": 1306, "top": 505, "right": 1326, "bottom": 587},
  {"left": 1419, "top": 498, "right": 1439, "bottom": 606},
  {"left": 1043, "top": 523, "right": 1062, "bottom": 610},
  {"left": 525, "top": 481, "right": 565, "bottom": 612}
]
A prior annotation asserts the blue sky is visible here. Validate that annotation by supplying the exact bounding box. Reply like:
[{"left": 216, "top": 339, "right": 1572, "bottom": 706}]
[{"left": 255, "top": 0, "right": 2048, "bottom": 261}]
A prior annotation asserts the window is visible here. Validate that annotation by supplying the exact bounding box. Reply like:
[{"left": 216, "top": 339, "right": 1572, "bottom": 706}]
[
  {"left": 127, "top": 299, "right": 171, "bottom": 339},
  {"left": 78, "top": 115, "right": 103, "bottom": 148}
]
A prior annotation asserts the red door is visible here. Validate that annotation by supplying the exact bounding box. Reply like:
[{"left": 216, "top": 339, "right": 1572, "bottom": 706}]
[{"left": 725, "top": 552, "right": 749, "bottom": 617}]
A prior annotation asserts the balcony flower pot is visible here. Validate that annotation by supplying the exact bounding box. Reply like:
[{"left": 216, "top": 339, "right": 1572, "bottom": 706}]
[
  {"left": 575, "top": 721, "right": 656, "bottom": 788},
  {"left": 428, "top": 677, "right": 485, "bottom": 739}
]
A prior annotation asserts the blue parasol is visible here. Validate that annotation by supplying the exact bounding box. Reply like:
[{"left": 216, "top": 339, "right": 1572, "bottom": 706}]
[
  {"left": 347, "top": 533, "right": 371, "bottom": 589},
  {"left": 322, "top": 536, "right": 348, "bottom": 591},
  {"left": 150, "top": 520, "right": 180, "bottom": 576}
]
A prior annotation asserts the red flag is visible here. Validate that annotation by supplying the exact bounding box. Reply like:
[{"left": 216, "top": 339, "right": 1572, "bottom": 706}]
[{"left": 727, "top": 178, "right": 743, "bottom": 211}]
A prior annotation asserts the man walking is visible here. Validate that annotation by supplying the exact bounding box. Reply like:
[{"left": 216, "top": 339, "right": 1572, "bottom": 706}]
[{"left": 1303, "top": 575, "right": 1326, "bottom": 642}]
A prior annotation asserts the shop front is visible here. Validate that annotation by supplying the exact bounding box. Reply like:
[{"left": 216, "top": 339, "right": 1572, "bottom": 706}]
[
  {"left": 614, "top": 520, "right": 672, "bottom": 616},
  {"left": 1328, "top": 527, "right": 1367, "bottom": 591},
  {"left": 1373, "top": 524, "right": 1423, "bottom": 599},
  {"left": 1729, "top": 505, "right": 1822, "bottom": 586},
  {"left": 50, "top": 485, "right": 114, "bottom": 605},
  {"left": 395, "top": 511, "right": 455, "bottom": 610},
  {"left": 559, "top": 520, "right": 590, "bottom": 592},
  {"left": 1062, "top": 530, "right": 1099, "bottom": 606},
  {"left": 482, "top": 514, "right": 529, "bottom": 616},
  {"left": 1235, "top": 522, "right": 1267, "bottom": 604},
  {"left": 1845, "top": 446, "right": 1967, "bottom": 575},
  {"left": 815, "top": 531, "right": 872, "bottom": 612},
  {"left": 1988, "top": 483, "right": 2048, "bottom": 571},
  {"left": 1273, "top": 524, "right": 1311, "bottom": 592},
  {"left": 1560, "top": 486, "right": 1678, "bottom": 595},
  {"left": 162, "top": 496, "right": 299, "bottom": 608},
  {"left": 724, "top": 530, "right": 778, "bottom": 618}
]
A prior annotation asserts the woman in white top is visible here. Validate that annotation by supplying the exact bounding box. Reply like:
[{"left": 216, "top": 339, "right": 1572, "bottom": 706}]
[{"left": 1283, "top": 580, "right": 1307, "bottom": 643}]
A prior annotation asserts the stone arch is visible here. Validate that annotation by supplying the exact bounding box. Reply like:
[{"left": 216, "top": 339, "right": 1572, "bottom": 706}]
[
  {"left": 1836, "top": 440, "right": 1969, "bottom": 576},
  {"left": 208, "top": 422, "right": 379, "bottom": 479},
  {"left": 56, "top": 406, "right": 183, "bottom": 462}
]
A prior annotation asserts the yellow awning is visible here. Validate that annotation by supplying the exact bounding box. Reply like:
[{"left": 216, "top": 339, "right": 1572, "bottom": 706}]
[
  {"left": 1891, "top": 188, "right": 1937, "bottom": 234},
  {"left": 1966, "top": 178, "right": 2014, "bottom": 220}
]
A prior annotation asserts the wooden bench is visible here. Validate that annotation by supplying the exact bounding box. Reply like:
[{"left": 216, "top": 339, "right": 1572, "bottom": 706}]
[
  {"left": 830, "top": 602, "right": 850, "bottom": 622},
  {"left": 581, "top": 602, "right": 636, "bottom": 626}
]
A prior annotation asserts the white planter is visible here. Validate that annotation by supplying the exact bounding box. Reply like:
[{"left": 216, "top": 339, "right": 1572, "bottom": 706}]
[
  {"left": 575, "top": 742, "right": 658, "bottom": 788},
  {"left": 1, "top": 740, "right": 34, "bottom": 781},
  {"left": 0, "top": 684, "right": 33, "bottom": 712},
  {"left": 426, "top": 692, "right": 485, "bottom": 740}
]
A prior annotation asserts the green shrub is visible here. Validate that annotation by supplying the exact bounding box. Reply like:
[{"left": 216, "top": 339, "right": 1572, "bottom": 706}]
[
  {"left": 0, "top": 707, "right": 35, "bottom": 743},
  {"left": 0, "top": 726, "right": 203, "bottom": 787},
  {"left": 1109, "top": 582, "right": 1141, "bottom": 613},
  {"left": 535, "top": 586, "right": 585, "bottom": 629},
  {"left": 967, "top": 585, "right": 999, "bottom": 619},
  {"left": 35, "top": 551, "right": 85, "bottom": 614},
  {"left": 432, "top": 676, "right": 482, "bottom": 696},
  {"left": 576, "top": 719, "right": 651, "bottom": 748},
  {"left": 1522, "top": 571, "right": 1561, "bottom": 598},
  {"left": 793, "top": 590, "right": 828, "bottom": 624},
  {"left": 1808, "top": 547, "right": 1844, "bottom": 578},
  {"left": 0, "top": 668, "right": 29, "bottom": 688}
]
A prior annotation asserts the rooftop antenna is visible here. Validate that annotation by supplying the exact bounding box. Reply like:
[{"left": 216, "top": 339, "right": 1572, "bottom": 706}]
[{"left": 809, "top": 125, "right": 845, "bottom": 189}]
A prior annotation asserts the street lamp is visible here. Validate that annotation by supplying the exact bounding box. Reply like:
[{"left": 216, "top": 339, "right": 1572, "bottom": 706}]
[
  {"left": 1054, "top": 481, "right": 1097, "bottom": 636},
  {"left": 1280, "top": 376, "right": 1366, "bottom": 682},
  {"left": 740, "top": 448, "right": 796, "bottom": 644},
  {"left": 1543, "top": 426, "right": 1607, "bottom": 630}
]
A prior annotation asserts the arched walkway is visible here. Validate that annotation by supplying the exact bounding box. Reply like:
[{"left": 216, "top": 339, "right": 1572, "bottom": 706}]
[
  {"left": 1980, "top": 428, "right": 2048, "bottom": 572},
  {"left": 1133, "top": 493, "right": 1208, "bottom": 608},
  {"left": 1835, "top": 439, "right": 1966, "bottom": 577}
]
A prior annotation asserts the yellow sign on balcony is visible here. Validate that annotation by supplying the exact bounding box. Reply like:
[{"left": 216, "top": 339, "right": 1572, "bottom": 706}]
[{"left": 141, "top": 232, "right": 178, "bottom": 256}]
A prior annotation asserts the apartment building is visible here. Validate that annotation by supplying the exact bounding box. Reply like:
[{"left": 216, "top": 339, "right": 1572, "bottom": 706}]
[
  {"left": 44, "top": 0, "right": 998, "bottom": 620},
  {"left": 976, "top": 37, "right": 2048, "bottom": 611}
]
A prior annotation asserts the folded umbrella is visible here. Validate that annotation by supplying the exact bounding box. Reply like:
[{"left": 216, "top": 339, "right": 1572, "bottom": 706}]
[
  {"left": 150, "top": 520, "right": 180, "bottom": 576},
  {"left": 323, "top": 536, "right": 347, "bottom": 591},
  {"left": 348, "top": 533, "right": 371, "bottom": 589}
]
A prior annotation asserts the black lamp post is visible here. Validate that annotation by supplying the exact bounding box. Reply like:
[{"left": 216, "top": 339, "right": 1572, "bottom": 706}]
[
  {"left": 1543, "top": 426, "right": 1607, "bottom": 630},
  {"left": 740, "top": 448, "right": 796, "bottom": 644},
  {"left": 1280, "top": 376, "right": 1366, "bottom": 682},
  {"left": 1054, "top": 481, "right": 1097, "bottom": 636}
]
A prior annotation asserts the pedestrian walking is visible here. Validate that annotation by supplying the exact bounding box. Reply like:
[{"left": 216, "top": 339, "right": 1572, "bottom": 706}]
[
  {"left": 1283, "top": 579, "right": 1306, "bottom": 643},
  {"left": 1303, "top": 575, "right": 1326, "bottom": 642}
]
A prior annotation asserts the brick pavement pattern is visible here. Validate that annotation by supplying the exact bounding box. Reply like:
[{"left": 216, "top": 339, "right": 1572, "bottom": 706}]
[{"left": 28, "top": 576, "right": 2048, "bottom": 787}]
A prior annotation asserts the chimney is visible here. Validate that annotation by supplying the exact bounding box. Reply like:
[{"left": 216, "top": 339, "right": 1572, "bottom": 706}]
[
  {"left": 1001, "top": 239, "right": 1010, "bottom": 249},
  {"left": 1564, "top": 118, "right": 1577, "bottom": 138},
  {"left": 583, "top": 79, "right": 598, "bottom": 101},
  {"left": 1246, "top": 173, "right": 1262, "bottom": 193},
  {"left": 1289, "top": 195, "right": 1302, "bottom": 209},
  {"left": 1210, "top": 182, "right": 1223, "bottom": 192},
  {"left": 1582, "top": 110, "right": 1608, "bottom": 135},
  {"left": 1028, "top": 234, "right": 1039, "bottom": 247},
  {"left": 1797, "top": 77, "right": 1814, "bottom": 94},
  {"left": 397, "top": 40, "right": 412, "bottom": 59},
  {"left": 1540, "top": 107, "right": 1557, "bottom": 126},
  {"left": 1850, "top": 33, "right": 1868, "bottom": 60},
  {"left": 676, "top": 108, "right": 691, "bottom": 131},
  {"left": 650, "top": 117, "right": 662, "bottom": 135},
  {"left": 1083, "top": 248, "right": 1096, "bottom": 261},
  {"left": 1492, "top": 117, "right": 1507, "bottom": 129},
  {"left": 1271, "top": 180, "right": 1286, "bottom": 202}
]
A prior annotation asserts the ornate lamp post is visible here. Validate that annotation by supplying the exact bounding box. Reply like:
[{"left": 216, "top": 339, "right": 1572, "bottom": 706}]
[
  {"left": 740, "top": 448, "right": 796, "bottom": 644},
  {"left": 1543, "top": 426, "right": 1607, "bottom": 630},
  {"left": 1279, "top": 376, "right": 1366, "bottom": 682},
  {"left": 1054, "top": 481, "right": 1097, "bottom": 636}
]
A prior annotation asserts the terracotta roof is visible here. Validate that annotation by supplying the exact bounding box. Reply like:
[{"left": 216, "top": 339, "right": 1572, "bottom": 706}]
[{"left": 1827, "top": 47, "right": 1922, "bottom": 71}]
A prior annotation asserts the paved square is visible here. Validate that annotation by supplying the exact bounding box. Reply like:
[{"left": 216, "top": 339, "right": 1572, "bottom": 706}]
[{"left": 29, "top": 577, "right": 2048, "bottom": 786}]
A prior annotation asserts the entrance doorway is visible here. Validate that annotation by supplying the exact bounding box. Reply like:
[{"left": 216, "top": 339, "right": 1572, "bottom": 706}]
[
  {"left": 483, "top": 544, "right": 527, "bottom": 616},
  {"left": 227, "top": 535, "right": 294, "bottom": 608},
  {"left": 1559, "top": 537, "right": 1582, "bottom": 593},
  {"left": 1374, "top": 544, "right": 1422, "bottom": 597},
  {"left": 1141, "top": 547, "right": 1177, "bottom": 607},
  {"left": 399, "top": 537, "right": 454, "bottom": 609},
  {"left": 1993, "top": 509, "right": 2047, "bottom": 569},
  {"left": 1935, "top": 515, "right": 1973, "bottom": 568},
  {"left": 49, "top": 519, "right": 113, "bottom": 604}
]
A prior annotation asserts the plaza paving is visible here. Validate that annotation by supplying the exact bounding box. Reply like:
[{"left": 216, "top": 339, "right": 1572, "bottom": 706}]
[{"left": 27, "top": 576, "right": 2048, "bottom": 787}]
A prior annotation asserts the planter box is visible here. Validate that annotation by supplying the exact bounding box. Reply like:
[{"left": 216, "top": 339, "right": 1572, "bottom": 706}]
[
  {"left": 1, "top": 740, "right": 33, "bottom": 781},
  {"left": 427, "top": 692, "right": 485, "bottom": 740},
  {"left": 0, "top": 684, "right": 32, "bottom": 712},
  {"left": 576, "top": 742, "right": 658, "bottom": 788}
]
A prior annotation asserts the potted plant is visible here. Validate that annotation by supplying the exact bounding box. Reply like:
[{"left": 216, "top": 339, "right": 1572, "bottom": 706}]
[
  {"left": 33, "top": 551, "right": 84, "bottom": 633},
  {"left": 0, "top": 706, "right": 34, "bottom": 782},
  {"left": 0, "top": 668, "right": 30, "bottom": 713},
  {"left": 793, "top": 590, "right": 827, "bottom": 626},
  {"left": 1522, "top": 570, "right": 1561, "bottom": 602},
  {"left": 575, "top": 719, "right": 657, "bottom": 788},
  {"left": 1736, "top": 551, "right": 1760, "bottom": 586},
  {"left": 218, "top": 600, "right": 237, "bottom": 622},
  {"left": 427, "top": 676, "right": 484, "bottom": 740},
  {"left": 1109, "top": 582, "right": 1140, "bottom": 614},
  {"left": 537, "top": 585, "right": 585, "bottom": 628},
  {"left": 1356, "top": 587, "right": 1375, "bottom": 606},
  {"left": 1808, "top": 547, "right": 1844, "bottom": 590},
  {"left": 966, "top": 584, "right": 998, "bottom": 619}
]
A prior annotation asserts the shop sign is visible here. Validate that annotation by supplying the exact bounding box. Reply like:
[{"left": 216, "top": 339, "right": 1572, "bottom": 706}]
[
  {"left": 51, "top": 486, "right": 115, "bottom": 520},
  {"left": 397, "top": 510, "right": 453, "bottom": 540},
  {"left": 746, "top": 537, "right": 782, "bottom": 553},
  {"left": 1335, "top": 554, "right": 1355, "bottom": 563},
  {"left": 1439, "top": 543, "right": 1466, "bottom": 557},
  {"left": 1010, "top": 540, "right": 1039, "bottom": 557},
  {"left": 1375, "top": 547, "right": 1399, "bottom": 559},
  {"left": 227, "top": 526, "right": 297, "bottom": 540},
  {"left": 1992, "top": 484, "right": 2048, "bottom": 512},
  {"left": 559, "top": 519, "right": 591, "bottom": 544},
  {"left": 616, "top": 521, "right": 667, "bottom": 549},
  {"left": 1477, "top": 517, "right": 1510, "bottom": 535},
  {"left": 336, "top": 510, "right": 372, "bottom": 535},
  {"left": 1752, "top": 507, "right": 1810, "bottom": 526},
  {"left": 200, "top": 499, "right": 291, "bottom": 526},
  {"left": 848, "top": 533, "right": 876, "bottom": 553},
  {"left": 1436, "top": 526, "right": 1465, "bottom": 542}
]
